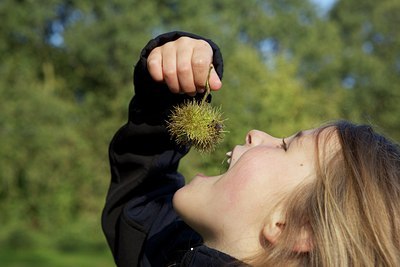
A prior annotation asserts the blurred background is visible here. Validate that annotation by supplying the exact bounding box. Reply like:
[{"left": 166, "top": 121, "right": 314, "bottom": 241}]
[{"left": 1, "top": 0, "right": 399, "bottom": 266}]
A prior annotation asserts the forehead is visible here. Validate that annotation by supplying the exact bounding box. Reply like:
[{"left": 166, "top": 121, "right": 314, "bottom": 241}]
[
  {"left": 313, "top": 126, "right": 341, "bottom": 160},
  {"left": 294, "top": 127, "right": 337, "bottom": 142},
  {"left": 290, "top": 127, "right": 339, "bottom": 156},
  {"left": 288, "top": 129, "right": 315, "bottom": 146}
]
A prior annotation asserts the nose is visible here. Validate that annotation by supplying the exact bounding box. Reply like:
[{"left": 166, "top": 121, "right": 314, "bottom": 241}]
[{"left": 246, "top": 129, "right": 280, "bottom": 146}]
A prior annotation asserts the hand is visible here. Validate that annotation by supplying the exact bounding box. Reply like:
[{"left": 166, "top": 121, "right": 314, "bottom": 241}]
[{"left": 147, "top": 37, "right": 222, "bottom": 96}]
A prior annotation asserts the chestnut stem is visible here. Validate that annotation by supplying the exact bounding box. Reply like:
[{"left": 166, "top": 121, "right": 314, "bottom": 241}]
[{"left": 201, "top": 65, "right": 213, "bottom": 106}]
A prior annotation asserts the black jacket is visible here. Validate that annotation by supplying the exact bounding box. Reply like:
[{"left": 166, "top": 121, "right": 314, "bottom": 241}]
[{"left": 101, "top": 32, "right": 243, "bottom": 267}]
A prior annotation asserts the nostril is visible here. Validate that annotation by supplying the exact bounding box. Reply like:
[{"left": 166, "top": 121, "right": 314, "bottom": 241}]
[
  {"left": 246, "top": 133, "right": 252, "bottom": 144},
  {"left": 246, "top": 129, "right": 269, "bottom": 146}
]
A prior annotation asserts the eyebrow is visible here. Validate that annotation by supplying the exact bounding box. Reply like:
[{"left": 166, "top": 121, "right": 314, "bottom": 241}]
[{"left": 287, "top": 130, "right": 304, "bottom": 149}]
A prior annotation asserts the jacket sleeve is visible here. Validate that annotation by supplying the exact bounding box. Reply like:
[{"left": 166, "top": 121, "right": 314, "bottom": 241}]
[{"left": 101, "top": 31, "right": 223, "bottom": 267}]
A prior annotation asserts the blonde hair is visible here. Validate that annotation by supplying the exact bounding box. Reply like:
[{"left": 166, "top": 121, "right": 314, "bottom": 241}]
[{"left": 249, "top": 120, "right": 400, "bottom": 267}]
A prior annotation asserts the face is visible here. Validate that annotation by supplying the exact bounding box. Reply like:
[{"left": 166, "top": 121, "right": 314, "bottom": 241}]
[{"left": 173, "top": 128, "right": 319, "bottom": 244}]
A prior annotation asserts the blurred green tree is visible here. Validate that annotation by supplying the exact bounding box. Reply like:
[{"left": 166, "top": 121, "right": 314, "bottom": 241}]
[
  {"left": 0, "top": 1, "right": 398, "bottom": 264},
  {"left": 330, "top": 0, "right": 400, "bottom": 139}
]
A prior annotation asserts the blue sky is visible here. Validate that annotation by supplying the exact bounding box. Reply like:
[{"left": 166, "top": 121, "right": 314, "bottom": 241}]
[{"left": 311, "top": 0, "right": 337, "bottom": 13}]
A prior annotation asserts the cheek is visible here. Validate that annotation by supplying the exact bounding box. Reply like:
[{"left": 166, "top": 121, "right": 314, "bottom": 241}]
[
  {"left": 222, "top": 165, "right": 252, "bottom": 203},
  {"left": 221, "top": 156, "right": 276, "bottom": 206}
]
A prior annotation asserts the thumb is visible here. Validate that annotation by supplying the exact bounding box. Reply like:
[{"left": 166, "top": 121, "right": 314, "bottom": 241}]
[{"left": 208, "top": 67, "right": 222, "bottom": 91}]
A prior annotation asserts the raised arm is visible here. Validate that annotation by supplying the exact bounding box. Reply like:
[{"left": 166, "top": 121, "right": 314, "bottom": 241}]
[{"left": 101, "top": 31, "right": 223, "bottom": 266}]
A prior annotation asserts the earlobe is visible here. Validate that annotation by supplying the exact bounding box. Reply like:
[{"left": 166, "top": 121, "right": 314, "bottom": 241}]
[
  {"left": 262, "top": 220, "right": 314, "bottom": 253},
  {"left": 262, "top": 222, "right": 284, "bottom": 245},
  {"left": 292, "top": 224, "right": 314, "bottom": 253},
  {"left": 262, "top": 210, "right": 285, "bottom": 245}
]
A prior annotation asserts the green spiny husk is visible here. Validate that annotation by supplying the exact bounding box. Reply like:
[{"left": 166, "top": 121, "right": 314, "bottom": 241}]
[{"left": 167, "top": 99, "right": 225, "bottom": 153}]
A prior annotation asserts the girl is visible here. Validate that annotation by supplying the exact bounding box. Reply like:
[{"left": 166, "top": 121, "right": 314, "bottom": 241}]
[{"left": 102, "top": 32, "right": 400, "bottom": 266}]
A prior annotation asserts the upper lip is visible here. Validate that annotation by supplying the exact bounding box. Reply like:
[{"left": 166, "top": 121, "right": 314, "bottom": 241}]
[{"left": 226, "top": 145, "right": 240, "bottom": 167}]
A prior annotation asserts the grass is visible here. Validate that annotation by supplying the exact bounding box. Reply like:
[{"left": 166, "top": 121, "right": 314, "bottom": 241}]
[
  {"left": 0, "top": 217, "right": 116, "bottom": 267},
  {"left": 0, "top": 247, "right": 115, "bottom": 267}
]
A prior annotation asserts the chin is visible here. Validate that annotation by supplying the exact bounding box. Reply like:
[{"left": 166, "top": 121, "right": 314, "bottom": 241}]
[
  {"left": 172, "top": 187, "right": 185, "bottom": 216},
  {"left": 172, "top": 183, "right": 197, "bottom": 214},
  {"left": 172, "top": 187, "right": 201, "bottom": 228}
]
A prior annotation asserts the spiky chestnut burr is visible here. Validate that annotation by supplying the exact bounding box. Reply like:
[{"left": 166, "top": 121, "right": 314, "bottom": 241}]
[{"left": 166, "top": 66, "right": 225, "bottom": 153}]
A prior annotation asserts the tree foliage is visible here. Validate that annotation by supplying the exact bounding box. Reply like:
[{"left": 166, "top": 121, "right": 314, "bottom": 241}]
[
  {"left": 0, "top": 0, "right": 398, "bottom": 261},
  {"left": 330, "top": 0, "right": 400, "bottom": 137}
]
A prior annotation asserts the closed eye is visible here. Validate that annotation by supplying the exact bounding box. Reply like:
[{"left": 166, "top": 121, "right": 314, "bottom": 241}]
[{"left": 281, "top": 138, "right": 288, "bottom": 151}]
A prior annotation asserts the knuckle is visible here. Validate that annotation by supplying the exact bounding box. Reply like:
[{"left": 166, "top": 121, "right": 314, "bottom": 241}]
[
  {"left": 147, "top": 58, "right": 159, "bottom": 71},
  {"left": 177, "top": 62, "right": 191, "bottom": 75},
  {"left": 177, "top": 36, "right": 191, "bottom": 44},
  {"left": 163, "top": 67, "right": 177, "bottom": 79},
  {"left": 192, "top": 57, "right": 209, "bottom": 69},
  {"left": 149, "top": 46, "right": 160, "bottom": 56},
  {"left": 196, "top": 39, "right": 211, "bottom": 49},
  {"left": 195, "top": 40, "right": 212, "bottom": 56}
]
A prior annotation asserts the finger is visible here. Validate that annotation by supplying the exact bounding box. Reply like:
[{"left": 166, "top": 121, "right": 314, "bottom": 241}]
[
  {"left": 176, "top": 46, "right": 196, "bottom": 95},
  {"left": 191, "top": 41, "right": 214, "bottom": 91},
  {"left": 161, "top": 44, "right": 180, "bottom": 94},
  {"left": 208, "top": 67, "right": 222, "bottom": 91},
  {"left": 147, "top": 47, "right": 163, "bottom": 82}
]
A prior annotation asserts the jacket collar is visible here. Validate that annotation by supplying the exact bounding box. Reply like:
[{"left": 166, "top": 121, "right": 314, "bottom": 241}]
[{"left": 179, "top": 245, "right": 247, "bottom": 266}]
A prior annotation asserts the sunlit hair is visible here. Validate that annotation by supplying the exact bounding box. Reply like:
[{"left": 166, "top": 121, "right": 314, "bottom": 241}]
[{"left": 248, "top": 120, "right": 400, "bottom": 267}]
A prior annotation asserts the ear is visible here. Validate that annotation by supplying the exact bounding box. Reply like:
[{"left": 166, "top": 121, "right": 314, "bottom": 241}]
[
  {"left": 262, "top": 214, "right": 314, "bottom": 253},
  {"left": 291, "top": 223, "right": 314, "bottom": 253}
]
